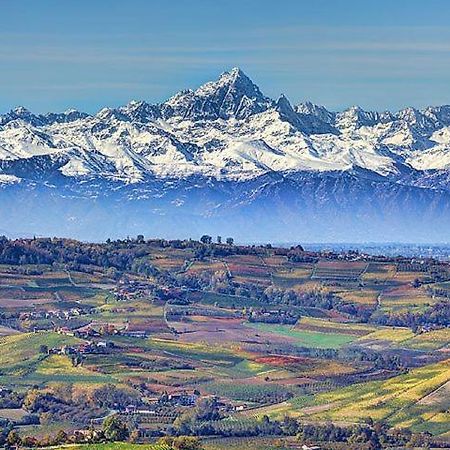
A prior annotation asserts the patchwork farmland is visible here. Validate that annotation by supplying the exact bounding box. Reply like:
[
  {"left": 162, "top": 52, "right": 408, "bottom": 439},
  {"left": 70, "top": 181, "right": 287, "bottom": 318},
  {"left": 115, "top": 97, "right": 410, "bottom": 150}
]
[{"left": 0, "top": 237, "right": 448, "bottom": 449}]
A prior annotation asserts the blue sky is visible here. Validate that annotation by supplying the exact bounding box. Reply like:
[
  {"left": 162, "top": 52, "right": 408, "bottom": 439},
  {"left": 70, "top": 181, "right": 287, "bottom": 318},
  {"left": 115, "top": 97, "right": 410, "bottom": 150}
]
[{"left": 2, "top": 0, "right": 450, "bottom": 114}]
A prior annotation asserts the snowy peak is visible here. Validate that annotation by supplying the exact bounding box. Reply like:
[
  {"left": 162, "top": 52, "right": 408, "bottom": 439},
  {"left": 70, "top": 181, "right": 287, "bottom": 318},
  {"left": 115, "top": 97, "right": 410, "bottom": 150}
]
[
  {"left": 195, "top": 67, "right": 268, "bottom": 103},
  {"left": 296, "top": 101, "right": 335, "bottom": 125},
  {"left": 424, "top": 105, "right": 450, "bottom": 128},
  {"left": 162, "top": 67, "right": 273, "bottom": 120},
  {"left": 275, "top": 94, "right": 298, "bottom": 124},
  {"left": 336, "top": 106, "right": 384, "bottom": 131},
  {"left": 118, "top": 100, "right": 161, "bottom": 123},
  {"left": 43, "top": 109, "right": 90, "bottom": 125},
  {"left": 0, "top": 107, "right": 44, "bottom": 127},
  {"left": 2, "top": 68, "right": 450, "bottom": 186},
  {"left": 395, "top": 107, "right": 437, "bottom": 134},
  {"left": 0, "top": 106, "right": 89, "bottom": 127},
  {"left": 274, "top": 95, "right": 336, "bottom": 135}
]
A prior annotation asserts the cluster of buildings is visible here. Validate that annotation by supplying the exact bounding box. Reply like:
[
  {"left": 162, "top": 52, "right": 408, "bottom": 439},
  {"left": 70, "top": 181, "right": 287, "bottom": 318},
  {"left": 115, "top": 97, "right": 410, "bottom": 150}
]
[
  {"left": 19, "top": 307, "right": 89, "bottom": 321},
  {"left": 247, "top": 308, "right": 299, "bottom": 325},
  {"left": 114, "top": 279, "right": 153, "bottom": 301},
  {"left": 57, "top": 320, "right": 153, "bottom": 340},
  {"left": 114, "top": 278, "right": 184, "bottom": 303},
  {"left": 123, "top": 391, "right": 200, "bottom": 415},
  {"left": 47, "top": 340, "right": 115, "bottom": 356}
]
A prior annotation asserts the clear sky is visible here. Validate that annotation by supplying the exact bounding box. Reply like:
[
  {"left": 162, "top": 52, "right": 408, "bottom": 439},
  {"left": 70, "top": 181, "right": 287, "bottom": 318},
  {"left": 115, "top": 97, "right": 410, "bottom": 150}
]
[{"left": 2, "top": 0, "right": 450, "bottom": 114}]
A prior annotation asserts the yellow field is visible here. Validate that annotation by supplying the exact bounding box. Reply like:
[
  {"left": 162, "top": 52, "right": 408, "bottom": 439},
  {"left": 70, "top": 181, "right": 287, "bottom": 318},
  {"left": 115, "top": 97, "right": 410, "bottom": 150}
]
[
  {"left": 358, "top": 327, "right": 450, "bottom": 351},
  {"left": 338, "top": 289, "right": 379, "bottom": 305},
  {"left": 242, "top": 360, "right": 450, "bottom": 436},
  {"left": 0, "top": 332, "right": 82, "bottom": 371},
  {"left": 290, "top": 359, "right": 450, "bottom": 435},
  {"left": 362, "top": 263, "right": 397, "bottom": 281},
  {"left": 35, "top": 355, "right": 98, "bottom": 376},
  {"left": 276, "top": 267, "right": 313, "bottom": 278},
  {"left": 296, "top": 317, "right": 376, "bottom": 335},
  {"left": 261, "top": 255, "right": 289, "bottom": 267},
  {"left": 402, "top": 328, "right": 450, "bottom": 350},
  {"left": 359, "top": 327, "right": 415, "bottom": 343},
  {"left": 188, "top": 260, "right": 226, "bottom": 272}
]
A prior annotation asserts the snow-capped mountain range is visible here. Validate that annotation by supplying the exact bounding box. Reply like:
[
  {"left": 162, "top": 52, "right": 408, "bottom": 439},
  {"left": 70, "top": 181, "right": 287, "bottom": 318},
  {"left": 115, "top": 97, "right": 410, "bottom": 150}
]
[{"left": 1, "top": 68, "right": 450, "bottom": 242}]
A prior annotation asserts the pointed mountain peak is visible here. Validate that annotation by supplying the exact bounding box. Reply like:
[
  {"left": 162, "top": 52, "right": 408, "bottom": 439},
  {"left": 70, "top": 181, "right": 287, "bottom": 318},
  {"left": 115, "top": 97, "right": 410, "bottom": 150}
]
[
  {"left": 296, "top": 100, "right": 315, "bottom": 112},
  {"left": 276, "top": 95, "right": 299, "bottom": 122},
  {"left": 396, "top": 106, "right": 436, "bottom": 132},
  {"left": 126, "top": 100, "right": 145, "bottom": 108},
  {"left": 397, "top": 106, "right": 421, "bottom": 120},
  {"left": 336, "top": 105, "right": 382, "bottom": 130},
  {"left": 163, "top": 67, "right": 273, "bottom": 121},
  {"left": 277, "top": 93, "right": 289, "bottom": 101},
  {"left": 119, "top": 99, "right": 161, "bottom": 123},
  {"left": 218, "top": 67, "right": 249, "bottom": 84},
  {"left": 196, "top": 67, "right": 260, "bottom": 98},
  {"left": 296, "top": 101, "right": 336, "bottom": 125},
  {"left": 122, "top": 99, "right": 149, "bottom": 112},
  {"left": 96, "top": 107, "right": 126, "bottom": 122},
  {"left": 0, "top": 106, "right": 44, "bottom": 127},
  {"left": 342, "top": 105, "right": 369, "bottom": 118},
  {"left": 423, "top": 104, "right": 450, "bottom": 128},
  {"left": 12, "top": 106, "right": 32, "bottom": 115},
  {"left": 276, "top": 94, "right": 294, "bottom": 111},
  {"left": 229, "top": 66, "right": 244, "bottom": 76},
  {"left": 225, "top": 66, "right": 245, "bottom": 77},
  {"left": 275, "top": 95, "right": 338, "bottom": 135},
  {"left": 275, "top": 94, "right": 304, "bottom": 129}
]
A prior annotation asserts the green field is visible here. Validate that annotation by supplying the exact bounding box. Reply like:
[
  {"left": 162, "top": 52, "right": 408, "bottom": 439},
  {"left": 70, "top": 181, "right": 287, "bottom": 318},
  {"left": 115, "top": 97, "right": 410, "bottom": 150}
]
[
  {"left": 204, "top": 381, "right": 295, "bottom": 404},
  {"left": 0, "top": 332, "right": 82, "bottom": 375},
  {"left": 358, "top": 327, "right": 450, "bottom": 351},
  {"left": 0, "top": 333, "right": 115, "bottom": 387},
  {"left": 49, "top": 439, "right": 294, "bottom": 450},
  {"left": 244, "top": 322, "right": 357, "bottom": 349}
]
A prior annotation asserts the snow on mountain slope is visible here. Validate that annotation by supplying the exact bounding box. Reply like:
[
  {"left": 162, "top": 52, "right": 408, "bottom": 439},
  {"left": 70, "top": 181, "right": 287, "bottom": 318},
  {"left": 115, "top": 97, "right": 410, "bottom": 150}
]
[
  {"left": 407, "top": 127, "right": 450, "bottom": 170},
  {"left": 0, "top": 120, "right": 58, "bottom": 160},
  {"left": 1, "top": 67, "right": 450, "bottom": 185},
  {"left": 0, "top": 174, "right": 21, "bottom": 185}
]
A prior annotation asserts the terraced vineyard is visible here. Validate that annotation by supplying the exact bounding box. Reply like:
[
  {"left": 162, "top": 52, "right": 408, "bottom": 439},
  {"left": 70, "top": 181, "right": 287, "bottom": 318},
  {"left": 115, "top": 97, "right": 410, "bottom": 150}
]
[
  {"left": 295, "top": 360, "right": 450, "bottom": 435},
  {"left": 311, "top": 261, "right": 368, "bottom": 282}
]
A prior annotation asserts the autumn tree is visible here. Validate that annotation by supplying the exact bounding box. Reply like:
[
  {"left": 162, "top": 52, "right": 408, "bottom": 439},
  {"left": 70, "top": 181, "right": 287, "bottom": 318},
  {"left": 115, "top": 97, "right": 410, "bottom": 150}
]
[
  {"left": 6, "top": 430, "right": 21, "bottom": 447},
  {"left": 102, "top": 415, "right": 129, "bottom": 441}
]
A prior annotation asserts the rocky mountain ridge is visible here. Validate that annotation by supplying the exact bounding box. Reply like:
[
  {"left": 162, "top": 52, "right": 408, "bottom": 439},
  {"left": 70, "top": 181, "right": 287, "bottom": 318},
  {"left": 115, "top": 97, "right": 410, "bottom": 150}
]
[{"left": 1, "top": 68, "right": 450, "bottom": 242}]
